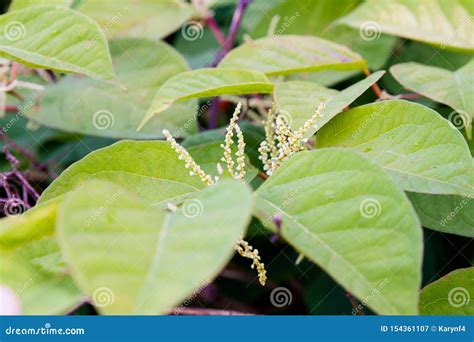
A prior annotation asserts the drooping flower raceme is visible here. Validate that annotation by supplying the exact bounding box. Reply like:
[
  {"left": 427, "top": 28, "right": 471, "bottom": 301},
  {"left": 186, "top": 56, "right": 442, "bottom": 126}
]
[
  {"left": 259, "top": 102, "right": 325, "bottom": 176},
  {"left": 163, "top": 104, "right": 267, "bottom": 286}
]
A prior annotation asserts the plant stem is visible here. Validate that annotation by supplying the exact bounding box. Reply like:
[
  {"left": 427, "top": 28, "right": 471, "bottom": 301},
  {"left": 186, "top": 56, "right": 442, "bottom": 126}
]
[
  {"left": 211, "top": 0, "right": 251, "bottom": 66},
  {"left": 205, "top": 16, "right": 226, "bottom": 46},
  {"left": 345, "top": 291, "right": 365, "bottom": 315},
  {"left": 362, "top": 67, "right": 383, "bottom": 98},
  {"left": 397, "top": 93, "right": 422, "bottom": 99},
  {"left": 208, "top": 97, "right": 219, "bottom": 129},
  {"left": 207, "top": 0, "right": 252, "bottom": 128},
  {"left": 171, "top": 307, "right": 254, "bottom": 315}
]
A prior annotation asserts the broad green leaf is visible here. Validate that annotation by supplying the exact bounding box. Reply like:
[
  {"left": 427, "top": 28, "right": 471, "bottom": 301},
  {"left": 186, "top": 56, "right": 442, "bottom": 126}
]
[
  {"left": 0, "top": 250, "right": 82, "bottom": 314},
  {"left": 26, "top": 38, "right": 197, "bottom": 139},
  {"left": 9, "top": 0, "right": 72, "bottom": 11},
  {"left": 0, "top": 6, "right": 115, "bottom": 81},
  {"left": 58, "top": 179, "right": 253, "bottom": 314},
  {"left": 407, "top": 192, "right": 474, "bottom": 237},
  {"left": 338, "top": 0, "right": 474, "bottom": 53},
  {"left": 79, "top": 0, "right": 193, "bottom": 40},
  {"left": 0, "top": 199, "right": 68, "bottom": 274},
  {"left": 274, "top": 71, "right": 385, "bottom": 132},
  {"left": 219, "top": 35, "right": 366, "bottom": 76},
  {"left": 39, "top": 140, "right": 205, "bottom": 203},
  {"left": 317, "top": 100, "right": 474, "bottom": 197},
  {"left": 139, "top": 68, "right": 273, "bottom": 129},
  {"left": 254, "top": 149, "right": 422, "bottom": 314},
  {"left": 243, "top": 0, "right": 396, "bottom": 71},
  {"left": 391, "top": 61, "right": 473, "bottom": 139},
  {"left": 420, "top": 267, "right": 473, "bottom": 315},
  {"left": 0, "top": 200, "right": 58, "bottom": 249}
]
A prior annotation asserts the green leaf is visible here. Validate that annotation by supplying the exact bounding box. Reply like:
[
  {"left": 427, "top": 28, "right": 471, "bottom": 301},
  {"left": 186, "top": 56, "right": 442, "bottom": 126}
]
[
  {"left": 57, "top": 179, "right": 253, "bottom": 314},
  {"left": 79, "top": 0, "right": 193, "bottom": 40},
  {"left": 0, "top": 200, "right": 58, "bottom": 249},
  {"left": 274, "top": 71, "right": 385, "bottom": 133},
  {"left": 317, "top": 100, "right": 474, "bottom": 197},
  {"left": 139, "top": 68, "right": 273, "bottom": 130},
  {"left": 420, "top": 267, "right": 473, "bottom": 315},
  {"left": 26, "top": 38, "right": 197, "bottom": 139},
  {"left": 243, "top": 0, "right": 396, "bottom": 70},
  {"left": 9, "top": 0, "right": 72, "bottom": 11},
  {"left": 254, "top": 149, "right": 422, "bottom": 314},
  {"left": 39, "top": 140, "right": 205, "bottom": 203},
  {"left": 338, "top": 0, "right": 474, "bottom": 53},
  {"left": 391, "top": 60, "right": 473, "bottom": 139},
  {"left": 0, "top": 6, "right": 115, "bottom": 81},
  {"left": 407, "top": 192, "right": 474, "bottom": 237},
  {"left": 0, "top": 250, "right": 82, "bottom": 314},
  {"left": 218, "top": 35, "right": 366, "bottom": 76}
]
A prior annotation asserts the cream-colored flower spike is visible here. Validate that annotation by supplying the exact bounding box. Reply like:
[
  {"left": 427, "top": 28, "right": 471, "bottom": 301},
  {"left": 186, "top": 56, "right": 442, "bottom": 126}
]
[
  {"left": 235, "top": 238, "right": 267, "bottom": 286},
  {"left": 163, "top": 129, "right": 216, "bottom": 185},
  {"left": 221, "top": 103, "right": 246, "bottom": 181},
  {"left": 259, "top": 102, "right": 325, "bottom": 176}
]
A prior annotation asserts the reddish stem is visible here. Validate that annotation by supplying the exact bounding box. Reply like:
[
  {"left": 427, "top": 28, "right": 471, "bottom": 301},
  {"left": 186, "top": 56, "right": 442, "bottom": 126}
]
[
  {"left": 171, "top": 307, "right": 254, "bottom": 316},
  {"left": 362, "top": 67, "right": 383, "bottom": 98},
  {"left": 205, "top": 16, "right": 226, "bottom": 46},
  {"left": 398, "top": 93, "right": 422, "bottom": 100}
]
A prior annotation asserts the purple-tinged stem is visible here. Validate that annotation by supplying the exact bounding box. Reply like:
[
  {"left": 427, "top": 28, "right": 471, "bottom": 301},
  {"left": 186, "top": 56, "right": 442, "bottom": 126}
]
[
  {"left": 205, "top": 16, "right": 226, "bottom": 46},
  {"left": 208, "top": 97, "right": 220, "bottom": 129},
  {"left": 211, "top": 0, "right": 252, "bottom": 66},
  {"left": 208, "top": 0, "right": 252, "bottom": 127}
]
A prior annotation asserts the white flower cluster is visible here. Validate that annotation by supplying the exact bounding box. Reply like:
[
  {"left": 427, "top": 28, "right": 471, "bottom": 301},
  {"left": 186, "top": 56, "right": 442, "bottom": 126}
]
[
  {"left": 259, "top": 102, "right": 325, "bottom": 175},
  {"left": 221, "top": 103, "right": 246, "bottom": 181}
]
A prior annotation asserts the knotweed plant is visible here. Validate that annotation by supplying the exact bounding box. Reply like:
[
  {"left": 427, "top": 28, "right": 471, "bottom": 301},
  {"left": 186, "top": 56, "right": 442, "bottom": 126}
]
[
  {"left": 259, "top": 103, "right": 325, "bottom": 175},
  {"left": 164, "top": 103, "right": 267, "bottom": 286}
]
